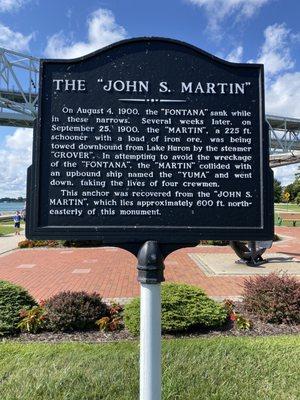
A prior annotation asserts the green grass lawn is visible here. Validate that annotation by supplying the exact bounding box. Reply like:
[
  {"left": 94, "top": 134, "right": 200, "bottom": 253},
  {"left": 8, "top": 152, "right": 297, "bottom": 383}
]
[
  {"left": 274, "top": 203, "right": 300, "bottom": 226},
  {"left": 0, "top": 336, "right": 299, "bottom": 400},
  {"left": 0, "top": 225, "right": 15, "bottom": 236},
  {"left": 0, "top": 220, "right": 24, "bottom": 226},
  {"left": 0, "top": 221, "right": 25, "bottom": 235},
  {"left": 274, "top": 203, "right": 300, "bottom": 213},
  {"left": 0, "top": 223, "right": 25, "bottom": 236}
]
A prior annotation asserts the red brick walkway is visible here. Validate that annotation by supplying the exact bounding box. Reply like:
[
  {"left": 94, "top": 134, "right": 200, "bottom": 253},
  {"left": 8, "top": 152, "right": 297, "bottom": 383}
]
[{"left": 0, "top": 227, "right": 299, "bottom": 301}]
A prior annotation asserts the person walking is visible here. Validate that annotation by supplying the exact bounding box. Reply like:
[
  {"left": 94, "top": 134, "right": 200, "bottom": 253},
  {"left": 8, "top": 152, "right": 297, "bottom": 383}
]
[{"left": 13, "top": 211, "right": 21, "bottom": 235}]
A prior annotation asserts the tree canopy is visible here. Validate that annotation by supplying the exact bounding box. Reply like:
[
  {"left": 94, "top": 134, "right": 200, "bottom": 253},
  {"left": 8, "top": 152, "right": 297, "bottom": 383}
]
[{"left": 273, "top": 178, "right": 282, "bottom": 203}]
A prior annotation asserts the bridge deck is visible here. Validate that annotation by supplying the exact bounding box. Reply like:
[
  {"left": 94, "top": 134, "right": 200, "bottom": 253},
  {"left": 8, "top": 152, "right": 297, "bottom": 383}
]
[
  {"left": 267, "top": 114, "right": 300, "bottom": 131},
  {"left": 0, "top": 90, "right": 37, "bottom": 103}
]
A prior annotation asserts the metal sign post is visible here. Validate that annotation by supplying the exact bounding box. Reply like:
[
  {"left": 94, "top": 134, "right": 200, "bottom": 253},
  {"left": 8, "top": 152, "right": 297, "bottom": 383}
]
[{"left": 137, "top": 241, "right": 165, "bottom": 400}]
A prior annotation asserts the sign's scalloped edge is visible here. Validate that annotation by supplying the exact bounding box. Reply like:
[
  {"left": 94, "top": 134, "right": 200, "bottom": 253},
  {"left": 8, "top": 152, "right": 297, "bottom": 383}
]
[{"left": 39, "top": 36, "right": 264, "bottom": 70}]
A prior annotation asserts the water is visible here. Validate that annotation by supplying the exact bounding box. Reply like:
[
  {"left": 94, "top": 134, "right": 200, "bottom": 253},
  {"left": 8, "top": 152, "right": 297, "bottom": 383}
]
[{"left": 0, "top": 202, "right": 25, "bottom": 214}]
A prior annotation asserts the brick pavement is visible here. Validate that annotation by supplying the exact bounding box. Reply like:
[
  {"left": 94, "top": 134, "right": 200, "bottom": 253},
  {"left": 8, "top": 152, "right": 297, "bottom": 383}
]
[{"left": 0, "top": 226, "right": 298, "bottom": 301}]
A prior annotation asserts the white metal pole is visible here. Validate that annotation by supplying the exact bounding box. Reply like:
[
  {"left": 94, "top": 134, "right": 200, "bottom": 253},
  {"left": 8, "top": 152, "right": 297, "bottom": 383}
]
[{"left": 140, "top": 282, "right": 162, "bottom": 400}]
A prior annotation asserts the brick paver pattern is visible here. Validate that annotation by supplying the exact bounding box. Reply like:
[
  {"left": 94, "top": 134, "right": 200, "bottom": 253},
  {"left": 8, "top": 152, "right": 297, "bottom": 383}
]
[{"left": 0, "top": 227, "right": 299, "bottom": 300}]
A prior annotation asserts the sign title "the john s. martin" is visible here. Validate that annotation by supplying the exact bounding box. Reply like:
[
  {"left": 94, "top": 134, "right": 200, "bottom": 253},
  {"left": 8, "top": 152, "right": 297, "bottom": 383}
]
[{"left": 53, "top": 78, "right": 251, "bottom": 95}]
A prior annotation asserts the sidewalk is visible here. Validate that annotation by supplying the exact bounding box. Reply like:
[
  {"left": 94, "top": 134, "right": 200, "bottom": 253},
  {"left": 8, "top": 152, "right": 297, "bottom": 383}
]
[
  {"left": 0, "top": 227, "right": 299, "bottom": 301},
  {"left": 0, "top": 231, "right": 25, "bottom": 254}
]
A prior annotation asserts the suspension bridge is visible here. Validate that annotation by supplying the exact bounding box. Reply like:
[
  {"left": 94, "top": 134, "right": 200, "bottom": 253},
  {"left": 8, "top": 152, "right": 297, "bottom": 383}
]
[{"left": 0, "top": 47, "right": 299, "bottom": 167}]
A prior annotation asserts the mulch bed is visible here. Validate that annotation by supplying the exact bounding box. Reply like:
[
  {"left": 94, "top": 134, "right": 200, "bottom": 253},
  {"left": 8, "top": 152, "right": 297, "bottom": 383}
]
[
  {"left": 8, "top": 330, "right": 134, "bottom": 343},
  {"left": 4, "top": 303, "right": 299, "bottom": 343},
  {"left": 227, "top": 303, "right": 300, "bottom": 337}
]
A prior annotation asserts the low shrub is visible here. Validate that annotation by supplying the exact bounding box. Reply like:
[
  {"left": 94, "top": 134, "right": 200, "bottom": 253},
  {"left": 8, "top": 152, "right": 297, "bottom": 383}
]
[
  {"left": 18, "top": 240, "right": 61, "bottom": 248},
  {"left": 63, "top": 240, "right": 104, "bottom": 248},
  {"left": 234, "top": 314, "right": 253, "bottom": 330},
  {"left": 223, "top": 299, "right": 235, "bottom": 314},
  {"left": 45, "top": 291, "right": 108, "bottom": 332},
  {"left": 223, "top": 299, "right": 252, "bottom": 331},
  {"left": 96, "top": 303, "right": 124, "bottom": 332},
  {"left": 0, "top": 280, "right": 36, "bottom": 335},
  {"left": 18, "top": 304, "right": 47, "bottom": 333},
  {"left": 124, "top": 283, "right": 227, "bottom": 335},
  {"left": 243, "top": 273, "right": 300, "bottom": 323},
  {"left": 199, "top": 240, "right": 229, "bottom": 246}
]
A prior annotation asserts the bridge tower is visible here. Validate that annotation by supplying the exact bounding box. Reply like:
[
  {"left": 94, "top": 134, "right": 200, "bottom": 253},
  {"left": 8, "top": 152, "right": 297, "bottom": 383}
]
[{"left": 0, "top": 47, "right": 38, "bottom": 128}]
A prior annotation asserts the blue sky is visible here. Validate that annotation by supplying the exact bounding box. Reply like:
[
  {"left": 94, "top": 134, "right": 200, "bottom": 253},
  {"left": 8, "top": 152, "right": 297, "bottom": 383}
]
[{"left": 0, "top": 0, "right": 300, "bottom": 196}]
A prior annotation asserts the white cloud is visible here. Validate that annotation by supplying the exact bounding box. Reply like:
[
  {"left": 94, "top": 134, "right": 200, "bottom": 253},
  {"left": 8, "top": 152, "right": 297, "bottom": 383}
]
[
  {"left": 256, "top": 25, "right": 300, "bottom": 181},
  {"left": 252, "top": 24, "right": 300, "bottom": 118},
  {"left": 255, "top": 23, "right": 295, "bottom": 77},
  {"left": 224, "top": 24, "right": 300, "bottom": 183},
  {"left": 273, "top": 164, "right": 299, "bottom": 186},
  {"left": 5, "top": 127, "right": 32, "bottom": 150},
  {"left": 0, "top": 0, "right": 27, "bottom": 12},
  {"left": 226, "top": 46, "right": 243, "bottom": 63},
  {"left": 0, "top": 128, "right": 32, "bottom": 197},
  {"left": 239, "top": 23, "right": 300, "bottom": 119},
  {"left": 187, "top": 0, "right": 270, "bottom": 35},
  {"left": 0, "top": 23, "right": 33, "bottom": 51},
  {"left": 226, "top": 24, "right": 298, "bottom": 109},
  {"left": 266, "top": 72, "right": 300, "bottom": 117},
  {"left": 45, "top": 8, "right": 127, "bottom": 59}
]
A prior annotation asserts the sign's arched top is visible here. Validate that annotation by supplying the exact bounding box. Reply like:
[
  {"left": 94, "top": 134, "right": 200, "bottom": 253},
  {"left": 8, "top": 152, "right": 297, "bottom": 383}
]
[{"left": 40, "top": 36, "right": 263, "bottom": 71}]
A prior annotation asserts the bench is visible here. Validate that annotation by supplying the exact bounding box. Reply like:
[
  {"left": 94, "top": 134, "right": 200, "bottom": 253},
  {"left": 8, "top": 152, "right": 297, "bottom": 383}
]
[{"left": 278, "top": 212, "right": 300, "bottom": 227}]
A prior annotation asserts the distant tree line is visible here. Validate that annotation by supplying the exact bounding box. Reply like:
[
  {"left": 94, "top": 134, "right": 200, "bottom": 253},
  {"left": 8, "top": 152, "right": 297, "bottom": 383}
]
[
  {"left": 0, "top": 197, "right": 26, "bottom": 203},
  {"left": 274, "top": 167, "right": 300, "bottom": 204}
]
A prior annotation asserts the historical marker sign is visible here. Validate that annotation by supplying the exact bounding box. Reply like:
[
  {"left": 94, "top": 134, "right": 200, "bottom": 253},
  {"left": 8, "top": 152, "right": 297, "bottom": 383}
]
[{"left": 26, "top": 37, "right": 274, "bottom": 243}]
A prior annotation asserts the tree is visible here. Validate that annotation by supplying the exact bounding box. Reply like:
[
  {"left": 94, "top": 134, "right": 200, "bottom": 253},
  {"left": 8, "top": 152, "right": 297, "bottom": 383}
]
[
  {"left": 273, "top": 178, "right": 282, "bottom": 203},
  {"left": 285, "top": 178, "right": 300, "bottom": 202}
]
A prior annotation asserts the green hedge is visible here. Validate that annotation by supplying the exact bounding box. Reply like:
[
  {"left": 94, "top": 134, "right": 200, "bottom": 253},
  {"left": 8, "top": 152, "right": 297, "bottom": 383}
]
[
  {"left": 124, "top": 283, "right": 227, "bottom": 335},
  {"left": 0, "top": 280, "right": 36, "bottom": 335}
]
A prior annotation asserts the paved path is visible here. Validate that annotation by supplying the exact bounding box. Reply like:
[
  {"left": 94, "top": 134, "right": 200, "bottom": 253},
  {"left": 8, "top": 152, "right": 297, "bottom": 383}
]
[
  {"left": 0, "top": 227, "right": 298, "bottom": 301},
  {"left": 0, "top": 231, "right": 25, "bottom": 254}
]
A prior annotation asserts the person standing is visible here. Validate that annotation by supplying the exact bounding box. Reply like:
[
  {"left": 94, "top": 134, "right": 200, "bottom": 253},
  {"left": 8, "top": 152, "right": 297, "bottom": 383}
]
[{"left": 13, "top": 211, "right": 21, "bottom": 235}]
